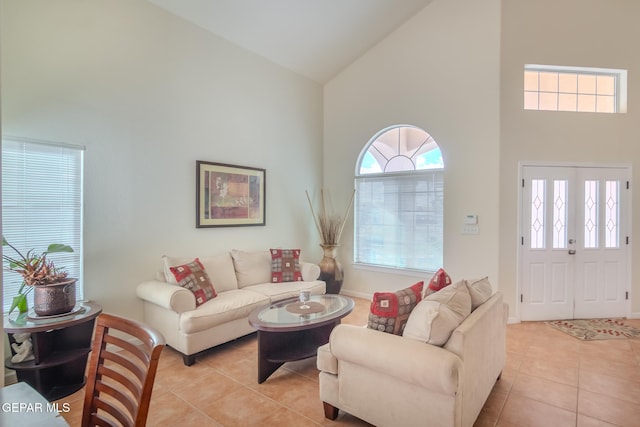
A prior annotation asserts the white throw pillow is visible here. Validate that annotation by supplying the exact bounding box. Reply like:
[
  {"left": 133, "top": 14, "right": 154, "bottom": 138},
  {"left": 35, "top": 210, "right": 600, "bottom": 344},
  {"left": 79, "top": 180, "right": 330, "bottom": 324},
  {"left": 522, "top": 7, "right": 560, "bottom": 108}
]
[
  {"left": 230, "top": 250, "right": 272, "bottom": 288},
  {"left": 401, "top": 300, "right": 441, "bottom": 342},
  {"left": 162, "top": 253, "right": 238, "bottom": 292},
  {"left": 403, "top": 280, "right": 472, "bottom": 346},
  {"left": 465, "top": 277, "right": 494, "bottom": 310}
]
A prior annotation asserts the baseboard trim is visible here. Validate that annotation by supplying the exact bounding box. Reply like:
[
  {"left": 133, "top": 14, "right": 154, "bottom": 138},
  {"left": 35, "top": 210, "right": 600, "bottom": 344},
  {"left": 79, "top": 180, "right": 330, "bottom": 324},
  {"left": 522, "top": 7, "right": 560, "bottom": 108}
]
[
  {"left": 4, "top": 370, "right": 16, "bottom": 385},
  {"left": 339, "top": 289, "right": 372, "bottom": 301}
]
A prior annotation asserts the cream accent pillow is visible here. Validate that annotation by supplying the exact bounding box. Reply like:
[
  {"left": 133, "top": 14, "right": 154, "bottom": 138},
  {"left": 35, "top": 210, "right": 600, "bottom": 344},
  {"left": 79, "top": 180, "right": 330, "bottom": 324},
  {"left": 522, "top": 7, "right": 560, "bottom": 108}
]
[
  {"left": 465, "top": 277, "right": 494, "bottom": 310},
  {"left": 162, "top": 253, "right": 238, "bottom": 292},
  {"left": 230, "top": 250, "right": 272, "bottom": 288},
  {"left": 403, "top": 280, "right": 472, "bottom": 346},
  {"left": 400, "top": 300, "right": 441, "bottom": 342},
  {"left": 301, "top": 263, "right": 320, "bottom": 281}
]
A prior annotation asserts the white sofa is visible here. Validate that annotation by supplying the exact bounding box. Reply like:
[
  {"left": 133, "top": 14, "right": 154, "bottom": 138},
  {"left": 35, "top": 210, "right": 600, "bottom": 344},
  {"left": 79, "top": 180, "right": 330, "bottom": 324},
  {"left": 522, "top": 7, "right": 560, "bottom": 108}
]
[
  {"left": 136, "top": 250, "right": 325, "bottom": 365},
  {"left": 317, "top": 280, "right": 507, "bottom": 427}
]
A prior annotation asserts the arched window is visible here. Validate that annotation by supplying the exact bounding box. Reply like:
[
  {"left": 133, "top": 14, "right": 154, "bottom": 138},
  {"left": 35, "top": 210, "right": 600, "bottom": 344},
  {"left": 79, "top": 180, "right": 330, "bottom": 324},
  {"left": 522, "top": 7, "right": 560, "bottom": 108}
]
[{"left": 354, "top": 125, "right": 444, "bottom": 272}]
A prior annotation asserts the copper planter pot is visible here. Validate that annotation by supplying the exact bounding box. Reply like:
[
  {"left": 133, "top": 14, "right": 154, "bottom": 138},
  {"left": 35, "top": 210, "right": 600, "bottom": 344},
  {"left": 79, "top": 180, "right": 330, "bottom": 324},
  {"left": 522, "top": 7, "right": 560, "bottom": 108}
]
[{"left": 33, "top": 279, "right": 77, "bottom": 316}]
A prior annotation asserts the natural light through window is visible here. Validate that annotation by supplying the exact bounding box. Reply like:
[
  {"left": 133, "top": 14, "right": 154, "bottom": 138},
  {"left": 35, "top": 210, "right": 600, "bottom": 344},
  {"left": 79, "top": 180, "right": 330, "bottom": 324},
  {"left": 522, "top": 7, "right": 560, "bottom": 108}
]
[
  {"left": 605, "top": 180, "right": 619, "bottom": 249},
  {"left": 355, "top": 125, "right": 444, "bottom": 272},
  {"left": 2, "top": 137, "right": 84, "bottom": 312},
  {"left": 584, "top": 180, "right": 599, "bottom": 249},
  {"left": 524, "top": 64, "right": 627, "bottom": 113},
  {"left": 530, "top": 179, "right": 545, "bottom": 249},
  {"left": 553, "top": 180, "right": 567, "bottom": 249}
]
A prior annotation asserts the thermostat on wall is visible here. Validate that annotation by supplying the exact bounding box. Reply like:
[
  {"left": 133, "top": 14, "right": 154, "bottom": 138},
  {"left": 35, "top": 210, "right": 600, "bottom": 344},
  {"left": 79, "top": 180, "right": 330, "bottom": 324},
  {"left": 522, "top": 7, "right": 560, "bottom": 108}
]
[{"left": 464, "top": 214, "right": 478, "bottom": 225}]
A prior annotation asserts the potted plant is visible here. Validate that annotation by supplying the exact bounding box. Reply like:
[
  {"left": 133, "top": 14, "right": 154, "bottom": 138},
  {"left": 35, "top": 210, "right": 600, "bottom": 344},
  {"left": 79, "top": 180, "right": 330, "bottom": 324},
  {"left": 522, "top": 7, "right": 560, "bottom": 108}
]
[{"left": 2, "top": 236, "right": 75, "bottom": 316}]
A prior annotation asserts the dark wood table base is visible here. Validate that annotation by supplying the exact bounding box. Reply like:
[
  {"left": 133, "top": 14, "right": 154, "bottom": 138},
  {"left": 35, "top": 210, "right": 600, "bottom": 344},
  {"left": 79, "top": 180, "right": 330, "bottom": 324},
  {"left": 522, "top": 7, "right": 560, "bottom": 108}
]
[
  {"left": 4, "top": 302, "right": 102, "bottom": 401},
  {"left": 256, "top": 320, "right": 338, "bottom": 383}
]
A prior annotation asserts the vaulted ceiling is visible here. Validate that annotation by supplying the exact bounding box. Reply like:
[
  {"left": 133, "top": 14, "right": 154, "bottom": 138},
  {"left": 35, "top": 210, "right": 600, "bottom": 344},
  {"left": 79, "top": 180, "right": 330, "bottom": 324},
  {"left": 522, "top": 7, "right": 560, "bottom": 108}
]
[{"left": 148, "top": 0, "right": 434, "bottom": 84}]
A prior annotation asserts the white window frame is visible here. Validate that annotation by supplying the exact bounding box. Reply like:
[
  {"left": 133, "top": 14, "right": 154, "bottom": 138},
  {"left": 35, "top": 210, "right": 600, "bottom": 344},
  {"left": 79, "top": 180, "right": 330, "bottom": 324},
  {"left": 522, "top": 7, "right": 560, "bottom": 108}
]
[
  {"left": 524, "top": 64, "right": 627, "bottom": 113},
  {"left": 354, "top": 125, "right": 444, "bottom": 274},
  {"left": 2, "top": 136, "right": 84, "bottom": 312}
]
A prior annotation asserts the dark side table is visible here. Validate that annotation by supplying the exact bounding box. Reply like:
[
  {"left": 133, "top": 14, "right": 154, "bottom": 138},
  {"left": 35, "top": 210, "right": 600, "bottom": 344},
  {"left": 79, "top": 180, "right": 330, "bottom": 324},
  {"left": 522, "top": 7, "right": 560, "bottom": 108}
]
[
  {"left": 248, "top": 294, "right": 354, "bottom": 383},
  {"left": 4, "top": 301, "right": 102, "bottom": 401}
]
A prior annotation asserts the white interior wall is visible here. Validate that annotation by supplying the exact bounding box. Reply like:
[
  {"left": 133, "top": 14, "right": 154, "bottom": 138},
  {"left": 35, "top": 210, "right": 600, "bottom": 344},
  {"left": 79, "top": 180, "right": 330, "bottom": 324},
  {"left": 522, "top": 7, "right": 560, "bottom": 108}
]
[
  {"left": 3, "top": 0, "right": 638, "bottom": 326},
  {"left": 324, "top": 0, "right": 501, "bottom": 297},
  {"left": 500, "top": 0, "right": 640, "bottom": 318},
  {"left": 1, "top": 0, "right": 324, "bottom": 319}
]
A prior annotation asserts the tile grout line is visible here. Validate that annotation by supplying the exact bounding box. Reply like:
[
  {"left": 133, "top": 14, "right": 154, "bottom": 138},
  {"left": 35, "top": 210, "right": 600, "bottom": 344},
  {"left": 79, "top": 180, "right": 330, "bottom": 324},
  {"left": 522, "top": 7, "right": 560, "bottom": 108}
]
[{"left": 204, "top": 358, "right": 325, "bottom": 426}]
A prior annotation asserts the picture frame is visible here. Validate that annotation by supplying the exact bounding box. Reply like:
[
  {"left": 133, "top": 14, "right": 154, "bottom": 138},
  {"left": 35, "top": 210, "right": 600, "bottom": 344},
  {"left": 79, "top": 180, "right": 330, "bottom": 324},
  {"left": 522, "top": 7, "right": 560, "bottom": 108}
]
[{"left": 196, "top": 161, "right": 266, "bottom": 228}]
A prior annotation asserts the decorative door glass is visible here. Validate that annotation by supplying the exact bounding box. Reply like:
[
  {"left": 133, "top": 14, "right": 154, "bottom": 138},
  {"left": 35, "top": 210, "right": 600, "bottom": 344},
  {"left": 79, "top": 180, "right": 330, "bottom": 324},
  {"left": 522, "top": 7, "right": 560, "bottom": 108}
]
[
  {"left": 530, "top": 179, "right": 545, "bottom": 249},
  {"left": 553, "top": 180, "right": 568, "bottom": 249},
  {"left": 605, "top": 180, "right": 619, "bottom": 248},
  {"left": 584, "top": 180, "right": 598, "bottom": 248}
]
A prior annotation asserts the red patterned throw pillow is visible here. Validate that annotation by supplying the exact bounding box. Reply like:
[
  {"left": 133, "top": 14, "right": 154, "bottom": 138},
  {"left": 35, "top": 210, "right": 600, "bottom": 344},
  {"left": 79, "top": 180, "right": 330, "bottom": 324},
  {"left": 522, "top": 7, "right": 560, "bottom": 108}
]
[
  {"left": 425, "top": 268, "right": 452, "bottom": 296},
  {"left": 368, "top": 281, "right": 424, "bottom": 335},
  {"left": 169, "top": 258, "right": 217, "bottom": 306},
  {"left": 270, "top": 249, "right": 303, "bottom": 283}
]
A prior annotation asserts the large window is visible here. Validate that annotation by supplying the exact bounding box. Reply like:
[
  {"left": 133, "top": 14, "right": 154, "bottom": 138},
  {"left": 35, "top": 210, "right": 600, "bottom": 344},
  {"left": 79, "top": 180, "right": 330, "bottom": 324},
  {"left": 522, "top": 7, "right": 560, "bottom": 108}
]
[
  {"left": 2, "top": 137, "right": 84, "bottom": 312},
  {"left": 524, "top": 64, "right": 627, "bottom": 113},
  {"left": 354, "top": 125, "right": 443, "bottom": 272}
]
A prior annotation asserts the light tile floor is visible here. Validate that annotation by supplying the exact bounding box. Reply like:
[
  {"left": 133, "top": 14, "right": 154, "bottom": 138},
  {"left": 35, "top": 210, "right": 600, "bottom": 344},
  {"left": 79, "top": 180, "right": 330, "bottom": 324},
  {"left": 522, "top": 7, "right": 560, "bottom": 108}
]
[{"left": 56, "top": 297, "right": 640, "bottom": 427}]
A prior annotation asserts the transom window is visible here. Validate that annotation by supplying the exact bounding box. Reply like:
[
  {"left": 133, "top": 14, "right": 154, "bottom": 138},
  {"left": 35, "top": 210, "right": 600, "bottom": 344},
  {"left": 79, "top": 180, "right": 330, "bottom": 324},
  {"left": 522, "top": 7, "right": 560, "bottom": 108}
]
[
  {"left": 524, "top": 64, "right": 627, "bottom": 113},
  {"left": 354, "top": 125, "right": 443, "bottom": 272}
]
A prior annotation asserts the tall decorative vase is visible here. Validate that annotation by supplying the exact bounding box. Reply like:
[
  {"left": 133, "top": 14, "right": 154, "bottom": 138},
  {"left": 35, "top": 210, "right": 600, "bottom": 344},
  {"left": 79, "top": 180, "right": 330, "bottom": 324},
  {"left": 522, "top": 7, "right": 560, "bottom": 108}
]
[{"left": 319, "top": 244, "right": 343, "bottom": 294}]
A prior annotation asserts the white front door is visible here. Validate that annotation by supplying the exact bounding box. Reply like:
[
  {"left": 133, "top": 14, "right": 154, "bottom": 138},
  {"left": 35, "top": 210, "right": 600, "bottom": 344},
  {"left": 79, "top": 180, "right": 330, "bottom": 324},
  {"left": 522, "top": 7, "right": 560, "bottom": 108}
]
[{"left": 520, "top": 165, "right": 629, "bottom": 321}]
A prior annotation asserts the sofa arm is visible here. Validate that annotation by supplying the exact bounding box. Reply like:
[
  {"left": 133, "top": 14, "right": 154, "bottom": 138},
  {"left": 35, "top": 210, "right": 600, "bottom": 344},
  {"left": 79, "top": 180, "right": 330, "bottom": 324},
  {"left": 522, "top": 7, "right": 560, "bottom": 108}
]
[
  {"left": 301, "top": 262, "right": 320, "bottom": 281},
  {"left": 328, "top": 324, "right": 462, "bottom": 395},
  {"left": 317, "top": 343, "right": 337, "bottom": 374},
  {"left": 136, "top": 280, "right": 196, "bottom": 313}
]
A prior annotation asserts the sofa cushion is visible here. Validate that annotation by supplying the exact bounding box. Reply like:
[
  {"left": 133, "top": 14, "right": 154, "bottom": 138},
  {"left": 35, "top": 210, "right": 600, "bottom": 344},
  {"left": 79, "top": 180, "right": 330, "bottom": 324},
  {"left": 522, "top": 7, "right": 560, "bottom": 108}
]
[
  {"left": 163, "top": 253, "right": 238, "bottom": 292},
  {"left": 466, "top": 277, "right": 493, "bottom": 310},
  {"left": 425, "top": 268, "right": 452, "bottom": 296},
  {"left": 179, "top": 289, "right": 269, "bottom": 334},
  {"left": 168, "top": 258, "right": 217, "bottom": 307},
  {"left": 403, "top": 280, "right": 471, "bottom": 345},
  {"left": 367, "top": 281, "right": 423, "bottom": 335},
  {"left": 270, "top": 248, "right": 303, "bottom": 282},
  {"left": 231, "top": 250, "right": 272, "bottom": 288},
  {"left": 243, "top": 280, "right": 325, "bottom": 302}
]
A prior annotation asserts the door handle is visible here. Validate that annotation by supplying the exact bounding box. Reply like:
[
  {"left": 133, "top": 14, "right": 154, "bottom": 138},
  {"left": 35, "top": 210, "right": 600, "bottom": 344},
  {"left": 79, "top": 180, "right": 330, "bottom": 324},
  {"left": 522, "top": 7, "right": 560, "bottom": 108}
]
[{"left": 568, "top": 249, "right": 576, "bottom": 255}]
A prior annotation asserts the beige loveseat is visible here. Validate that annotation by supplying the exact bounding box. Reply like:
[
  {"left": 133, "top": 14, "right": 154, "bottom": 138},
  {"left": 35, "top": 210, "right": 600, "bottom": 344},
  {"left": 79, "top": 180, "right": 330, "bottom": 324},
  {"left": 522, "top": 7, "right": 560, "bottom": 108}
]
[
  {"left": 136, "top": 250, "right": 325, "bottom": 365},
  {"left": 317, "top": 279, "right": 507, "bottom": 427}
]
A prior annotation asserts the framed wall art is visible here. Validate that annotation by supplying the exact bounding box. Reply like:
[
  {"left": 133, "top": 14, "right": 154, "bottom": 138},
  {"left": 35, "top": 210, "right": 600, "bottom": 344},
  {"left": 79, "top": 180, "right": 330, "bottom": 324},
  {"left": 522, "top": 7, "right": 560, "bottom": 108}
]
[{"left": 196, "top": 161, "right": 266, "bottom": 227}]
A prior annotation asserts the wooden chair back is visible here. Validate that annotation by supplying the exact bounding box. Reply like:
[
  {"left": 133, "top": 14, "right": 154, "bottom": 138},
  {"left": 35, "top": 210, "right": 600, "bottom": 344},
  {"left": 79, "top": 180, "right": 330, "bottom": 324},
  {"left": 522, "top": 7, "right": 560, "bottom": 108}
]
[{"left": 81, "top": 313, "right": 165, "bottom": 427}]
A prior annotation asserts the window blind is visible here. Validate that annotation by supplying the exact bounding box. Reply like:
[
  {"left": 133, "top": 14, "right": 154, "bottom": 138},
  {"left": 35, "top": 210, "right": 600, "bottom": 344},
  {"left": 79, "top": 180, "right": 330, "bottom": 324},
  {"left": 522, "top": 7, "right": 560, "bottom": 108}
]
[
  {"left": 355, "top": 171, "right": 443, "bottom": 272},
  {"left": 2, "top": 137, "right": 84, "bottom": 311}
]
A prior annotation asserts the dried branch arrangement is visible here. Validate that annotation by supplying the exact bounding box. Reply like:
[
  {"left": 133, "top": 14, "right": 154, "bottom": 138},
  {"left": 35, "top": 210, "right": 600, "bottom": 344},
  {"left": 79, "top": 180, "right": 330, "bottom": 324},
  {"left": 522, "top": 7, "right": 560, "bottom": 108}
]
[{"left": 305, "top": 189, "right": 355, "bottom": 245}]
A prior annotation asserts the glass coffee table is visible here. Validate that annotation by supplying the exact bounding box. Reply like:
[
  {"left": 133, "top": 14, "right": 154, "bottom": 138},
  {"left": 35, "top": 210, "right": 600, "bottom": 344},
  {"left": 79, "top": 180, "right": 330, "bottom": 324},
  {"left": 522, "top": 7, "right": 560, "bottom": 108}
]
[{"left": 248, "top": 294, "right": 354, "bottom": 383}]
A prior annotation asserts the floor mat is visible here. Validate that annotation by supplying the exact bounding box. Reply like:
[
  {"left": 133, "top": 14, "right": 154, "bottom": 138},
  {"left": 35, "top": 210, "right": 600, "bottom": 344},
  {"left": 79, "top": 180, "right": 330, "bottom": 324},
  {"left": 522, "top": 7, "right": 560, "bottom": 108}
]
[{"left": 546, "top": 318, "right": 640, "bottom": 340}]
